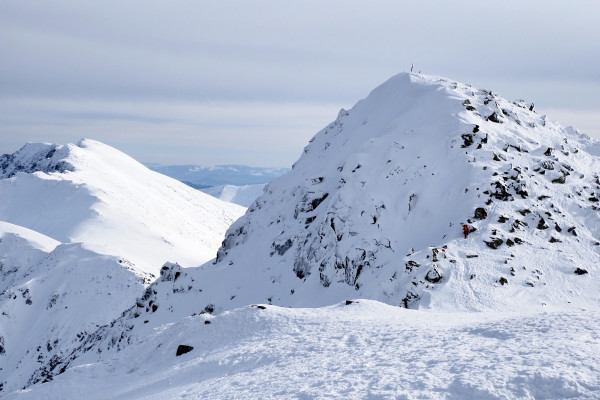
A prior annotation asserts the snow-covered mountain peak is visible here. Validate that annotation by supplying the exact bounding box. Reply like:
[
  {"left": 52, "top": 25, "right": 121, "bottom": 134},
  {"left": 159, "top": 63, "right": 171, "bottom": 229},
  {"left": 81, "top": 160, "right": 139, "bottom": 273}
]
[
  {"left": 0, "top": 139, "right": 245, "bottom": 276},
  {"left": 209, "top": 72, "right": 599, "bottom": 311}
]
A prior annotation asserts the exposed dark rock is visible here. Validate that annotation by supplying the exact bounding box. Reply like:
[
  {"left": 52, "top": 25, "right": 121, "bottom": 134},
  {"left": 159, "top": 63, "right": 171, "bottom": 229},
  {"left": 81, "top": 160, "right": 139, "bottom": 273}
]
[
  {"left": 484, "top": 238, "right": 503, "bottom": 249},
  {"left": 204, "top": 304, "right": 215, "bottom": 314},
  {"left": 554, "top": 224, "right": 562, "bottom": 232},
  {"left": 574, "top": 268, "right": 588, "bottom": 275},
  {"left": 176, "top": 345, "right": 194, "bottom": 356},
  {"left": 487, "top": 112, "right": 502, "bottom": 123},
  {"left": 425, "top": 265, "right": 442, "bottom": 283},
  {"left": 499, "top": 277, "right": 508, "bottom": 285},
  {"left": 474, "top": 207, "right": 487, "bottom": 220},
  {"left": 537, "top": 217, "right": 549, "bottom": 230},
  {"left": 461, "top": 134, "right": 474, "bottom": 148},
  {"left": 405, "top": 260, "right": 420, "bottom": 272},
  {"left": 272, "top": 238, "right": 293, "bottom": 256},
  {"left": 401, "top": 291, "right": 420, "bottom": 309}
]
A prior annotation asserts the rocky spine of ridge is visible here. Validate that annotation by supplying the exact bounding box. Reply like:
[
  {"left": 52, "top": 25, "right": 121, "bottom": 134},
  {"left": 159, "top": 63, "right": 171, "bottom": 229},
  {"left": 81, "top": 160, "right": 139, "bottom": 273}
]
[{"left": 0, "top": 143, "right": 75, "bottom": 178}]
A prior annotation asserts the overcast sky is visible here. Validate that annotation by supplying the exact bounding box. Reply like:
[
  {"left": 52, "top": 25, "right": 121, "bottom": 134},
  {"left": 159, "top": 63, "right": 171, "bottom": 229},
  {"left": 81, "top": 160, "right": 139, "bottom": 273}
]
[{"left": 1, "top": 1, "right": 599, "bottom": 167}]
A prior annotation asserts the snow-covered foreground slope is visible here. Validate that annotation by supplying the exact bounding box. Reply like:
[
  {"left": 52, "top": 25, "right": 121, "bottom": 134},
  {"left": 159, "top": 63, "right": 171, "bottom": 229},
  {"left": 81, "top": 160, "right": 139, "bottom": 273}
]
[
  {"left": 200, "top": 183, "right": 266, "bottom": 207},
  {"left": 7, "top": 301, "right": 599, "bottom": 399},
  {"left": 0, "top": 222, "right": 145, "bottom": 394},
  {"left": 0, "top": 139, "right": 245, "bottom": 276}
]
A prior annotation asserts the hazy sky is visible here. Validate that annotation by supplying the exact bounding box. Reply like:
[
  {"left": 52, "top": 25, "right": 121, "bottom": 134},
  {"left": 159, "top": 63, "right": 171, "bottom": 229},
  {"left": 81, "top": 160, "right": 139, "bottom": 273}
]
[{"left": 1, "top": 1, "right": 599, "bottom": 167}]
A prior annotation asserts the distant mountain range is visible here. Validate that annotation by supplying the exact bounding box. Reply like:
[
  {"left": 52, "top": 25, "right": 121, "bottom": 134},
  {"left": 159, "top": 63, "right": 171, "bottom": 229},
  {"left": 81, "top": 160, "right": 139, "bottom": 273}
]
[{"left": 145, "top": 163, "right": 289, "bottom": 188}]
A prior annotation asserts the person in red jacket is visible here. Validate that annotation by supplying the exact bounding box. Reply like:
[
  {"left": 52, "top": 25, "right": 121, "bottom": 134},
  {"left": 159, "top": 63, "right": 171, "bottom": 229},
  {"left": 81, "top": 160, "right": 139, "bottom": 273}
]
[{"left": 463, "top": 224, "right": 469, "bottom": 239}]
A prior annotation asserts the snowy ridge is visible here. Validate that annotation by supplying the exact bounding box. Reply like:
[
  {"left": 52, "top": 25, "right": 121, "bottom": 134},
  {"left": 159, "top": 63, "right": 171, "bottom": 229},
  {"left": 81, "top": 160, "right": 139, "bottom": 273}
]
[
  {"left": 0, "top": 143, "right": 75, "bottom": 178},
  {"left": 4, "top": 73, "right": 600, "bottom": 398},
  {"left": 0, "top": 139, "right": 245, "bottom": 395},
  {"left": 0, "top": 139, "right": 245, "bottom": 276},
  {"left": 213, "top": 72, "right": 600, "bottom": 311},
  {"left": 0, "top": 223, "right": 145, "bottom": 394}
]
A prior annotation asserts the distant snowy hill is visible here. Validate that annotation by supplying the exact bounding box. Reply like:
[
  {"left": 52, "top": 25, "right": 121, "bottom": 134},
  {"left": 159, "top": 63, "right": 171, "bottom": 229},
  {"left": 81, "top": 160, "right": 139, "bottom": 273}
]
[
  {"left": 0, "top": 139, "right": 245, "bottom": 276},
  {"left": 147, "top": 164, "right": 289, "bottom": 188},
  {"left": 4, "top": 73, "right": 600, "bottom": 399},
  {"left": 0, "top": 221, "right": 145, "bottom": 394},
  {"left": 200, "top": 184, "right": 266, "bottom": 207},
  {"left": 0, "top": 140, "right": 245, "bottom": 395}
]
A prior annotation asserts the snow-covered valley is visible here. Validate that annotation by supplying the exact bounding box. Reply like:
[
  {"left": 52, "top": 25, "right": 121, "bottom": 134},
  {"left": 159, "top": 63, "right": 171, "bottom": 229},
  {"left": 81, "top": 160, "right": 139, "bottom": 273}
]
[{"left": 1, "top": 72, "right": 599, "bottom": 399}]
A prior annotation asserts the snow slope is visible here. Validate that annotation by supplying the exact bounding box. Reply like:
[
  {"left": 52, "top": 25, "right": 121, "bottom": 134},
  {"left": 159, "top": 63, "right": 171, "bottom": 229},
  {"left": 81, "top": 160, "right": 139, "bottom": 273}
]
[
  {"left": 200, "top": 183, "right": 266, "bottom": 207},
  {"left": 6, "top": 302, "right": 599, "bottom": 399},
  {"left": 0, "top": 139, "right": 245, "bottom": 276},
  {"left": 0, "top": 222, "right": 145, "bottom": 394},
  {"left": 4, "top": 73, "right": 600, "bottom": 398},
  {"left": 211, "top": 72, "right": 600, "bottom": 312}
]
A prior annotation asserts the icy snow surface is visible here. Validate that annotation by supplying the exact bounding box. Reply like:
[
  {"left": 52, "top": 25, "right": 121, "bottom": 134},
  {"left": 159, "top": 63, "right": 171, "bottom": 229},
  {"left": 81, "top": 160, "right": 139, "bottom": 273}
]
[{"left": 2, "top": 72, "right": 600, "bottom": 398}]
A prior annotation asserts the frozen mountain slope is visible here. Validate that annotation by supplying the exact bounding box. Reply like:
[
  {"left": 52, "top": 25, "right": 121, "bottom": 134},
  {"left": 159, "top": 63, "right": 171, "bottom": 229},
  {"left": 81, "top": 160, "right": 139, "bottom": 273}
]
[
  {"left": 35, "top": 73, "right": 600, "bottom": 378},
  {"left": 207, "top": 72, "right": 600, "bottom": 311},
  {"left": 0, "top": 223, "right": 146, "bottom": 394},
  {"left": 0, "top": 139, "right": 245, "bottom": 275}
]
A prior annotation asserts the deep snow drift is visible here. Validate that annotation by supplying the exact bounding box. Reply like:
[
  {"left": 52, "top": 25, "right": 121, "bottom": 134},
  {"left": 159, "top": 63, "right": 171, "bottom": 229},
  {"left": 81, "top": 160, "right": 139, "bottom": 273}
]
[
  {"left": 3, "top": 73, "right": 600, "bottom": 399},
  {"left": 0, "top": 139, "right": 245, "bottom": 276}
]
